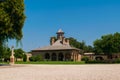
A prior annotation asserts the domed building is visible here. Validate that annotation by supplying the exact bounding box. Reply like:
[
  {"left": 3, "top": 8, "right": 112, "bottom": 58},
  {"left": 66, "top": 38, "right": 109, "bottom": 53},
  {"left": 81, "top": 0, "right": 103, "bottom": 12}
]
[{"left": 31, "top": 29, "right": 82, "bottom": 61}]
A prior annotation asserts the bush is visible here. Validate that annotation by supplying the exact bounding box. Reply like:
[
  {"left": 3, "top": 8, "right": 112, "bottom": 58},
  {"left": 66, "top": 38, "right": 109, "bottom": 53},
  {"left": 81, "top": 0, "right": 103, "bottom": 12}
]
[
  {"left": 85, "top": 58, "right": 120, "bottom": 64},
  {"left": 81, "top": 56, "right": 89, "bottom": 62},
  {"left": 23, "top": 54, "right": 27, "bottom": 62},
  {"left": 29, "top": 55, "right": 42, "bottom": 62},
  {"left": 86, "top": 60, "right": 107, "bottom": 64},
  {"left": 29, "top": 56, "right": 34, "bottom": 61},
  {"left": 112, "top": 58, "right": 120, "bottom": 63},
  {"left": 4, "top": 58, "right": 10, "bottom": 62}
]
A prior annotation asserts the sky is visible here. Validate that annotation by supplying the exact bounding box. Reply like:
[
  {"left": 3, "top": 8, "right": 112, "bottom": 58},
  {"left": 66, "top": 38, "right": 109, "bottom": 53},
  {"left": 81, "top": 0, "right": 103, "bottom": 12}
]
[{"left": 9, "top": 0, "right": 120, "bottom": 52}]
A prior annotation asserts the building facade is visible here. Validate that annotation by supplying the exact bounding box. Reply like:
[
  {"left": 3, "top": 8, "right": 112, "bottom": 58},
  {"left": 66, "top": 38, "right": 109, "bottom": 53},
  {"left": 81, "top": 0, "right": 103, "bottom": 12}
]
[{"left": 31, "top": 29, "right": 82, "bottom": 61}]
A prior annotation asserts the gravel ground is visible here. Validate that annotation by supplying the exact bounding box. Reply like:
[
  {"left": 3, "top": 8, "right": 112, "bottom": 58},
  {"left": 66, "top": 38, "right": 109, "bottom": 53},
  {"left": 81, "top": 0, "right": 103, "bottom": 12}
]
[{"left": 0, "top": 64, "right": 120, "bottom": 80}]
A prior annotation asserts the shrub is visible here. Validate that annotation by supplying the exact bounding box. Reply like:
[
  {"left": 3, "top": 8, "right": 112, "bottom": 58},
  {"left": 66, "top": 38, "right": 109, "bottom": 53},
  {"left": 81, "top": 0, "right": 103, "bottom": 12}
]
[
  {"left": 85, "top": 59, "right": 120, "bottom": 64},
  {"left": 23, "top": 54, "right": 27, "bottom": 62},
  {"left": 86, "top": 60, "right": 107, "bottom": 64},
  {"left": 29, "top": 55, "right": 42, "bottom": 62},
  {"left": 81, "top": 56, "right": 89, "bottom": 62}
]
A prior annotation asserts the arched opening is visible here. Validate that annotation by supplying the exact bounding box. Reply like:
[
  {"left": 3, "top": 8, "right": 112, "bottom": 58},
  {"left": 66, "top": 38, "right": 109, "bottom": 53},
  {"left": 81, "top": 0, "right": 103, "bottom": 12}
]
[
  {"left": 65, "top": 53, "right": 71, "bottom": 61},
  {"left": 52, "top": 53, "right": 57, "bottom": 61},
  {"left": 58, "top": 53, "right": 64, "bottom": 61},
  {"left": 45, "top": 53, "right": 50, "bottom": 60},
  {"left": 95, "top": 56, "right": 103, "bottom": 60}
]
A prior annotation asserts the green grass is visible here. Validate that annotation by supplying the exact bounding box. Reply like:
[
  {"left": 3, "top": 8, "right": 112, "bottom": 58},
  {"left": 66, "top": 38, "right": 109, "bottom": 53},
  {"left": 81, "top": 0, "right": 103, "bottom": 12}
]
[
  {"left": 0, "top": 62, "right": 9, "bottom": 64},
  {"left": 15, "top": 61, "right": 85, "bottom": 65}
]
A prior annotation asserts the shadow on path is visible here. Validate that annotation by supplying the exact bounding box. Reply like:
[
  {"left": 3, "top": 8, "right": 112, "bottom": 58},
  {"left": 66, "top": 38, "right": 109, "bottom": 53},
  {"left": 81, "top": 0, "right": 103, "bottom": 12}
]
[{"left": 0, "top": 64, "right": 10, "bottom": 66}]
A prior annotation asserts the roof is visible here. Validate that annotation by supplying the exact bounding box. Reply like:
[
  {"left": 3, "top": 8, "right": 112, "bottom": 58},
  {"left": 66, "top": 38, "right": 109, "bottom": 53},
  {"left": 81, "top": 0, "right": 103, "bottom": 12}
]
[
  {"left": 32, "top": 40, "right": 80, "bottom": 51},
  {"left": 57, "top": 29, "right": 64, "bottom": 33},
  {"left": 84, "top": 53, "right": 95, "bottom": 55},
  {"left": 52, "top": 40, "right": 63, "bottom": 46},
  {"left": 33, "top": 45, "right": 79, "bottom": 51},
  {"left": 32, "top": 29, "right": 81, "bottom": 52}
]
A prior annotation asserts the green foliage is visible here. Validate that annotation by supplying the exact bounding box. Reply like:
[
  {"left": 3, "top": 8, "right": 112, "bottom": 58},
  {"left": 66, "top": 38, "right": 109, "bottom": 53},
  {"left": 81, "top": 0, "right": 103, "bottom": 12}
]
[
  {"left": 81, "top": 56, "right": 89, "bottom": 62},
  {"left": 0, "top": 46, "right": 4, "bottom": 61},
  {"left": 0, "top": 46, "right": 11, "bottom": 62},
  {"left": 83, "top": 45, "right": 94, "bottom": 53},
  {"left": 85, "top": 60, "right": 108, "bottom": 64},
  {"left": 86, "top": 59, "right": 120, "bottom": 64},
  {"left": 23, "top": 54, "right": 27, "bottom": 62},
  {"left": 0, "top": 0, "right": 26, "bottom": 45},
  {"left": 29, "top": 55, "right": 43, "bottom": 62},
  {"left": 14, "top": 48, "right": 24, "bottom": 59},
  {"left": 69, "top": 37, "right": 94, "bottom": 53},
  {"left": 69, "top": 37, "right": 81, "bottom": 48},
  {"left": 94, "top": 39, "right": 103, "bottom": 54},
  {"left": 94, "top": 32, "right": 120, "bottom": 55},
  {"left": 50, "top": 37, "right": 57, "bottom": 45}
]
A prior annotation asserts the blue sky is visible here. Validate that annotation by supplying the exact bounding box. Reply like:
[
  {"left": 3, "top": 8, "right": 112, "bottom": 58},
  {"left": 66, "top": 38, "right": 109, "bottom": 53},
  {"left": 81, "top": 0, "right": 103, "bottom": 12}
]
[{"left": 9, "top": 0, "right": 120, "bottom": 52}]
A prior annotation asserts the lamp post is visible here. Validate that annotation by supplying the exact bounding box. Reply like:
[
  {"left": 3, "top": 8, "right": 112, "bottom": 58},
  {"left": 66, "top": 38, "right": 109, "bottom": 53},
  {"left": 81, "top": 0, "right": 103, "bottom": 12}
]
[{"left": 10, "top": 46, "right": 15, "bottom": 65}]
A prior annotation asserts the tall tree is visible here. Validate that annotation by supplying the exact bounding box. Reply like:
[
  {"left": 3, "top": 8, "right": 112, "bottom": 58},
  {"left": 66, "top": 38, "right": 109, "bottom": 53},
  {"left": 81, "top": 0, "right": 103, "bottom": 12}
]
[
  {"left": 0, "top": 46, "right": 11, "bottom": 62},
  {"left": 0, "top": 0, "right": 26, "bottom": 45},
  {"left": 93, "top": 32, "right": 120, "bottom": 55},
  {"left": 69, "top": 37, "right": 94, "bottom": 53},
  {"left": 14, "top": 48, "right": 25, "bottom": 61},
  {"left": 69, "top": 37, "right": 81, "bottom": 48}
]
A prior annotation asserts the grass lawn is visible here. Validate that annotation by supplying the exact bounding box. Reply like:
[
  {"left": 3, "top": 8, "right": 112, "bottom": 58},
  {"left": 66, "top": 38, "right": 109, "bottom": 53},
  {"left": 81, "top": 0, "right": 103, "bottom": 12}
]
[
  {"left": 15, "top": 61, "right": 85, "bottom": 64},
  {"left": 0, "top": 62, "right": 9, "bottom": 65}
]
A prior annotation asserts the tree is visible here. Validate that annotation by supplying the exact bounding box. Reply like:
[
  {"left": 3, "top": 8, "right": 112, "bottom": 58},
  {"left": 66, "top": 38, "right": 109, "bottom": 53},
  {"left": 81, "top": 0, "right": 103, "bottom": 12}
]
[
  {"left": 0, "top": 0, "right": 26, "bottom": 45},
  {"left": 69, "top": 37, "right": 81, "bottom": 48},
  {"left": 94, "top": 39, "right": 103, "bottom": 54},
  {"left": 83, "top": 45, "right": 94, "bottom": 53},
  {"left": 50, "top": 37, "right": 57, "bottom": 45},
  {"left": 0, "top": 46, "right": 11, "bottom": 62},
  {"left": 69, "top": 37, "right": 94, "bottom": 53},
  {"left": 14, "top": 48, "right": 25, "bottom": 61},
  {"left": 23, "top": 54, "right": 27, "bottom": 62},
  {"left": 93, "top": 32, "right": 120, "bottom": 55},
  {"left": 3, "top": 47, "right": 11, "bottom": 62}
]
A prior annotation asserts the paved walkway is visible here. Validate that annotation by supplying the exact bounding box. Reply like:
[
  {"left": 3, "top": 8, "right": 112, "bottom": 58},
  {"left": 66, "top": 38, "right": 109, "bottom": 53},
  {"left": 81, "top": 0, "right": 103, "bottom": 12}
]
[{"left": 0, "top": 64, "right": 120, "bottom": 80}]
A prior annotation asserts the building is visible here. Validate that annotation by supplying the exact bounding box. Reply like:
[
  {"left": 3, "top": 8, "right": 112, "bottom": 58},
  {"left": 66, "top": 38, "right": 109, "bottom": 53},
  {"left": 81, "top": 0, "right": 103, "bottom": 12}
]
[
  {"left": 83, "top": 53, "right": 95, "bottom": 60},
  {"left": 26, "top": 53, "right": 32, "bottom": 62},
  {"left": 31, "top": 29, "right": 82, "bottom": 61},
  {"left": 83, "top": 53, "right": 108, "bottom": 61}
]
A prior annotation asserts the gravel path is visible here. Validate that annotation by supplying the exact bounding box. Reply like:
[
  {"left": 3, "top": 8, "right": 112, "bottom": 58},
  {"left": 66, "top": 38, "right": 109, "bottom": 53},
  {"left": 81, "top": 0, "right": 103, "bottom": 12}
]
[{"left": 0, "top": 64, "right": 120, "bottom": 80}]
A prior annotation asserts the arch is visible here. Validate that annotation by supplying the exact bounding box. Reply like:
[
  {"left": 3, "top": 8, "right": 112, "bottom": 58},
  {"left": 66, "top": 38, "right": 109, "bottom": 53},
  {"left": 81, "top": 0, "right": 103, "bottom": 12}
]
[
  {"left": 58, "top": 53, "right": 64, "bottom": 61},
  {"left": 45, "top": 53, "right": 50, "bottom": 60},
  {"left": 51, "top": 53, "right": 57, "bottom": 61},
  {"left": 95, "top": 56, "right": 103, "bottom": 60},
  {"left": 65, "top": 53, "right": 71, "bottom": 61}
]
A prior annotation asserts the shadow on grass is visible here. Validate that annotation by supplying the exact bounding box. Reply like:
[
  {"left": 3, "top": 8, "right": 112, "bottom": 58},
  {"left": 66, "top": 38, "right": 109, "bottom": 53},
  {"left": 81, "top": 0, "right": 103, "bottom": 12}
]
[{"left": 0, "top": 62, "right": 10, "bottom": 66}]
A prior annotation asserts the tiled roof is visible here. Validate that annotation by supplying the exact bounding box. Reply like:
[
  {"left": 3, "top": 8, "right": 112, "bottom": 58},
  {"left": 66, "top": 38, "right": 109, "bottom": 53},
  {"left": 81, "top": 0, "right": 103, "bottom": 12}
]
[
  {"left": 32, "top": 40, "right": 80, "bottom": 51},
  {"left": 33, "top": 45, "right": 79, "bottom": 51},
  {"left": 52, "top": 40, "right": 63, "bottom": 46}
]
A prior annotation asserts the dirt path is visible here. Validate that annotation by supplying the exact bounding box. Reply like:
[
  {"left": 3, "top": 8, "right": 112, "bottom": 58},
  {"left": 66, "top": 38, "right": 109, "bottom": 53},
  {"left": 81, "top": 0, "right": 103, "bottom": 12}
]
[{"left": 0, "top": 64, "right": 120, "bottom": 80}]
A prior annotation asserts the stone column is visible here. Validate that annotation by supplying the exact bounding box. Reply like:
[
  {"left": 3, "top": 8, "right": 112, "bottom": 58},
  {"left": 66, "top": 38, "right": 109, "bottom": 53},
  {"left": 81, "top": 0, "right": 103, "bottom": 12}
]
[
  {"left": 63, "top": 53, "right": 65, "bottom": 61},
  {"left": 10, "top": 46, "right": 15, "bottom": 65},
  {"left": 56, "top": 53, "right": 58, "bottom": 61},
  {"left": 75, "top": 53, "right": 77, "bottom": 61},
  {"left": 71, "top": 52, "right": 73, "bottom": 61},
  {"left": 50, "top": 53, "right": 52, "bottom": 61},
  {"left": 77, "top": 52, "right": 79, "bottom": 61}
]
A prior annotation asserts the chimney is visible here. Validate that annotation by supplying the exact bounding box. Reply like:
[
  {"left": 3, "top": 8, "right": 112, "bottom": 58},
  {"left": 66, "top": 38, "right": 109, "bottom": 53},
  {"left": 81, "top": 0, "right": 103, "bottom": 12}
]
[
  {"left": 63, "top": 38, "right": 66, "bottom": 45},
  {"left": 51, "top": 37, "right": 55, "bottom": 45},
  {"left": 66, "top": 39, "right": 70, "bottom": 45}
]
